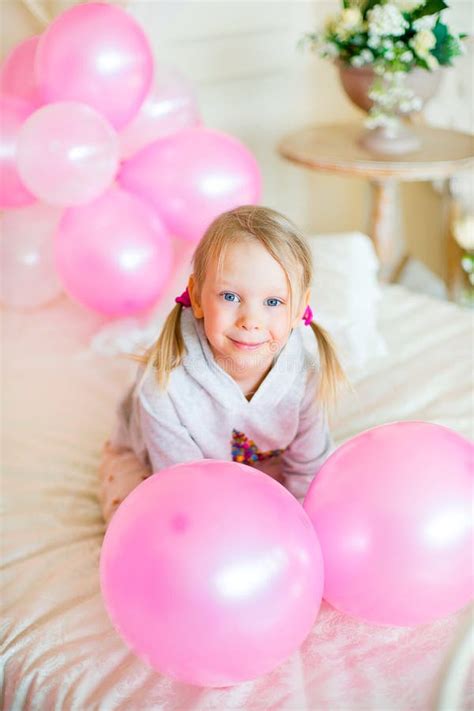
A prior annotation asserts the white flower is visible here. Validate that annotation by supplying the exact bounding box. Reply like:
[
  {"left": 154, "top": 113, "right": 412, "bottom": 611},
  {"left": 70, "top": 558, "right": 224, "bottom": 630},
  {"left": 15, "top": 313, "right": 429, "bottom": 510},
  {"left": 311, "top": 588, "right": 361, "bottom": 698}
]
[
  {"left": 392, "top": 0, "right": 425, "bottom": 11},
  {"left": 340, "top": 7, "right": 363, "bottom": 29},
  {"left": 324, "top": 13, "right": 338, "bottom": 33},
  {"left": 453, "top": 215, "right": 474, "bottom": 251},
  {"left": 366, "top": 111, "right": 399, "bottom": 130},
  {"left": 368, "top": 34, "right": 382, "bottom": 48},
  {"left": 351, "top": 48, "right": 375, "bottom": 67},
  {"left": 367, "top": 3, "right": 409, "bottom": 37},
  {"left": 400, "top": 50, "right": 414, "bottom": 62},
  {"left": 333, "top": 7, "right": 364, "bottom": 40},
  {"left": 399, "top": 95, "right": 422, "bottom": 112},
  {"left": 412, "top": 15, "right": 437, "bottom": 31},
  {"left": 410, "top": 29, "right": 437, "bottom": 56},
  {"left": 425, "top": 53, "right": 439, "bottom": 69},
  {"left": 321, "top": 41, "right": 340, "bottom": 58}
]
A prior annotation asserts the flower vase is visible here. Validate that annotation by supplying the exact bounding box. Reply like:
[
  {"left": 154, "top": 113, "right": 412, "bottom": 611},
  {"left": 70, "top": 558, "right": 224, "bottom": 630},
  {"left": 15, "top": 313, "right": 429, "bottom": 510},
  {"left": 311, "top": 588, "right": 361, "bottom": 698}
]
[{"left": 338, "top": 63, "right": 442, "bottom": 155}]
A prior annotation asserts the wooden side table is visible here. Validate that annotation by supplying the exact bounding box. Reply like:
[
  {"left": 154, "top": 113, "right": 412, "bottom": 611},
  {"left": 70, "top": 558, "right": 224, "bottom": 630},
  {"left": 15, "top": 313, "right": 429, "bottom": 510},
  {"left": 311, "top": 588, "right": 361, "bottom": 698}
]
[{"left": 278, "top": 123, "right": 474, "bottom": 288}]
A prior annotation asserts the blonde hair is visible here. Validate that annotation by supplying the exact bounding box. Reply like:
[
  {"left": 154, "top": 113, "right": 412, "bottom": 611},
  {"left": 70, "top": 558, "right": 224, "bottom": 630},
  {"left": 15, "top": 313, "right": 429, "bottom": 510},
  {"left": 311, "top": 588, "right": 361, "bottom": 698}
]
[{"left": 136, "top": 205, "right": 347, "bottom": 409}]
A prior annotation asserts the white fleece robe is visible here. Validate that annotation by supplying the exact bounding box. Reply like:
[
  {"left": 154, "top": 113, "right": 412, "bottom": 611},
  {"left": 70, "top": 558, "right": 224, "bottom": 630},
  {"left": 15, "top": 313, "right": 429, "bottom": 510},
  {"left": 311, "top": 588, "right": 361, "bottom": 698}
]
[{"left": 99, "top": 306, "right": 334, "bottom": 522}]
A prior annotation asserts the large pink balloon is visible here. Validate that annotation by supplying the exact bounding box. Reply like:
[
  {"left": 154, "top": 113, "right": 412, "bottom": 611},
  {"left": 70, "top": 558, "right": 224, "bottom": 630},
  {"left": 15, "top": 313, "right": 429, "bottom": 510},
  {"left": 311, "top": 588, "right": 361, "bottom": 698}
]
[
  {"left": 0, "top": 95, "right": 36, "bottom": 209},
  {"left": 35, "top": 3, "right": 153, "bottom": 129},
  {"left": 0, "top": 36, "right": 43, "bottom": 107},
  {"left": 1, "top": 203, "right": 63, "bottom": 309},
  {"left": 304, "top": 421, "right": 474, "bottom": 627},
  {"left": 55, "top": 186, "right": 173, "bottom": 316},
  {"left": 100, "top": 459, "right": 324, "bottom": 687},
  {"left": 119, "top": 66, "right": 200, "bottom": 159},
  {"left": 16, "top": 102, "right": 119, "bottom": 207},
  {"left": 119, "top": 127, "right": 262, "bottom": 243}
]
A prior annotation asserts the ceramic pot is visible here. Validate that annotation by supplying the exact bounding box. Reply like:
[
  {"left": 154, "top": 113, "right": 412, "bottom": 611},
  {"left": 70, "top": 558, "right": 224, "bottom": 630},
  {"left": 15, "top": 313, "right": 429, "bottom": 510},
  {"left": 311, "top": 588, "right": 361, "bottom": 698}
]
[
  {"left": 338, "top": 63, "right": 442, "bottom": 155},
  {"left": 338, "top": 63, "right": 442, "bottom": 114}
]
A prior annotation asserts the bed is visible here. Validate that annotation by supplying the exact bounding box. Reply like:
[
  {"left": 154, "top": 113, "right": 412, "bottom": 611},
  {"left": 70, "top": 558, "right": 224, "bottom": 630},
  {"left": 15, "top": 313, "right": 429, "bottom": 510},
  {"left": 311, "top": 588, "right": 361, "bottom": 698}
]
[{"left": 2, "top": 232, "right": 473, "bottom": 710}]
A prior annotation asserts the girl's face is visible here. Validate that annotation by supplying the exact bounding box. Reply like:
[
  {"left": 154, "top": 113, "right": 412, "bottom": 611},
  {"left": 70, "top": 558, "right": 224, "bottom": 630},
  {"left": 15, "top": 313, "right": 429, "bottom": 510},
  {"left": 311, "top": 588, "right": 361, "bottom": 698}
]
[{"left": 188, "top": 239, "right": 310, "bottom": 380}]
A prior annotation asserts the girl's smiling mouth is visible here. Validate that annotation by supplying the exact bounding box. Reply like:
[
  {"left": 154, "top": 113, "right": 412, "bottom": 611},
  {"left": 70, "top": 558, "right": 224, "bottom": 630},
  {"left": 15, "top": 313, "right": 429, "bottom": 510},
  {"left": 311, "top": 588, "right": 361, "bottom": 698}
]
[{"left": 229, "top": 338, "right": 268, "bottom": 350}]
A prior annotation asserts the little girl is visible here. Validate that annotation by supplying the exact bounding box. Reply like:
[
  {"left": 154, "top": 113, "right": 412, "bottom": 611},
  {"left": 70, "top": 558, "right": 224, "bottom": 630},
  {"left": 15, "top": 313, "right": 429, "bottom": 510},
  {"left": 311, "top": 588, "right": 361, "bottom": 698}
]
[{"left": 98, "top": 205, "right": 346, "bottom": 525}]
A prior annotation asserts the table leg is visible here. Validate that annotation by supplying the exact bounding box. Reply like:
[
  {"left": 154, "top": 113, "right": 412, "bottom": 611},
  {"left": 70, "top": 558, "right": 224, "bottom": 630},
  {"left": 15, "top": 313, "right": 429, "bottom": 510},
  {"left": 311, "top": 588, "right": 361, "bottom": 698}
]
[
  {"left": 442, "top": 179, "right": 463, "bottom": 301},
  {"left": 369, "top": 179, "right": 407, "bottom": 282}
]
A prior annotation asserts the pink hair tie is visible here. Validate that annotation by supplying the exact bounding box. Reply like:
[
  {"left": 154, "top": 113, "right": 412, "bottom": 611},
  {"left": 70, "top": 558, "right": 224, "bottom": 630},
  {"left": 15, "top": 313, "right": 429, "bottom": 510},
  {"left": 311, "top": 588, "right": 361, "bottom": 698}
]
[
  {"left": 302, "top": 305, "right": 313, "bottom": 326},
  {"left": 175, "top": 287, "right": 192, "bottom": 307}
]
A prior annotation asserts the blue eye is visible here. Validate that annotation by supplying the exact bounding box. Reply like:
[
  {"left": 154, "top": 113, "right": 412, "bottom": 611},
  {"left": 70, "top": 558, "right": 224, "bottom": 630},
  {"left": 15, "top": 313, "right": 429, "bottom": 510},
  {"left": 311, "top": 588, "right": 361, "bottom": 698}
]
[
  {"left": 221, "top": 292, "right": 283, "bottom": 307},
  {"left": 222, "top": 292, "right": 239, "bottom": 302}
]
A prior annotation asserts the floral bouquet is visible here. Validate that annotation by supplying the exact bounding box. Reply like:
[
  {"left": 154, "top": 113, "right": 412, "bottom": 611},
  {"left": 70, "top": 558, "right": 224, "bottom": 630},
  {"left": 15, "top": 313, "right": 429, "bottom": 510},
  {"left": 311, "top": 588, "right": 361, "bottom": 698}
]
[{"left": 302, "top": 0, "right": 467, "bottom": 130}]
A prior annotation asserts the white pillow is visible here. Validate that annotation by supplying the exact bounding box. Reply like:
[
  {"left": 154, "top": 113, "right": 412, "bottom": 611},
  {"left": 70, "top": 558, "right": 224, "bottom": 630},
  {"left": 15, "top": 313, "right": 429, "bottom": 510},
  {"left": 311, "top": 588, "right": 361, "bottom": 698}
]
[
  {"left": 90, "top": 231, "right": 387, "bottom": 375},
  {"left": 308, "top": 231, "right": 387, "bottom": 374}
]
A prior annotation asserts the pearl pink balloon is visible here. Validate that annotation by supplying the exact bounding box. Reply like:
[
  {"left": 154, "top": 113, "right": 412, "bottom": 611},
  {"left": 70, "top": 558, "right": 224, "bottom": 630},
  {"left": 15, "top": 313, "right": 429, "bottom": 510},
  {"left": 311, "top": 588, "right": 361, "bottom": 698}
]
[
  {"left": 100, "top": 459, "right": 324, "bottom": 687},
  {"left": 0, "top": 203, "right": 63, "bottom": 309},
  {"left": 0, "top": 95, "right": 36, "bottom": 209},
  {"left": 55, "top": 186, "right": 173, "bottom": 316},
  {"left": 119, "top": 127, "right": 262, "bottom": 243},
  {"left": 304, "top": 421, "right": 474, "bottom": 627},
  {"left": 16, "top": 102, "right": 119, "bottom": 207},
  {"left": 119, "top": 66, "right": 200, "bottom": 159},
  {"left": 0, "top": 36, "right": 43, "bottom": 107},
  {"left": 35, "top": 2, "right": 153, "bottom": 129}
]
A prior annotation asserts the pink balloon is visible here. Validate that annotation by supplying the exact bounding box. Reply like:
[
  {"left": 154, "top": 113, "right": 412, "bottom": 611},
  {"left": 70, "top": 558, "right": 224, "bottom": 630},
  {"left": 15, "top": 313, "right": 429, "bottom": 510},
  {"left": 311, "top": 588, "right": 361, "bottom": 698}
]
[
  {"left": 55, "top": 186, "right": 173, "bottom": 316},
  {"left": 35, "top": 2, "right": 153, "bottom": 129},
  {"left": 0, "top": 36, "right": 43, "bottom": 107},
  {"left": 100, "top": 459, "right": 324, "bottom": 687},
  {"left": 119, "top": 127, "right": 262, "bottom": 243},
  {"left": 0, "top": 203, "right": 63, "bottom": 309},
  {"left": 119, "top": 66, "right": 200, "bottom": 159},
  {"left": 304, "top": 421, "right": 474, "bottom": 627},
  {"left": 0, "top": 95, "right": 36, "bottom": 209},
  {"left": 16, "top": 102, "right": 119, "bottom": 207}
]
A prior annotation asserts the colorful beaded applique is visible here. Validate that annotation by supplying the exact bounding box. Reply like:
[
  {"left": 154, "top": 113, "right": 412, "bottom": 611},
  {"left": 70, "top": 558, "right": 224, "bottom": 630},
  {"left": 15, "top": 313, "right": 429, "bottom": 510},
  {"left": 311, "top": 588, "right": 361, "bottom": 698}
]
[{"left": 231, "top": 428, "right": 285, "bottom": 465}]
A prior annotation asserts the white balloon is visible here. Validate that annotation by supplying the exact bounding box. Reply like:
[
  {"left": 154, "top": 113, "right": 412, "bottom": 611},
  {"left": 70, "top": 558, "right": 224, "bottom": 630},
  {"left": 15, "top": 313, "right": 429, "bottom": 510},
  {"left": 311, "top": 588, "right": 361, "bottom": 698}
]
[
  {"left": 1, "top": 203, "right": 63, "bottom": 309},
  {"left": 119, "top": 66, "right": 200, "bottom": 159}
]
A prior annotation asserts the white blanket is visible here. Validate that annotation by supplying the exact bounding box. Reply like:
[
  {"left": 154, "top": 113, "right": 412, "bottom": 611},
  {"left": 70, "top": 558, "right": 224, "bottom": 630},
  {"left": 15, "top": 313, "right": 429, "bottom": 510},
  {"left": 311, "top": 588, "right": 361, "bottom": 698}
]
[{"left": 2, "top": 284, "right": 473, "bottom": 710}]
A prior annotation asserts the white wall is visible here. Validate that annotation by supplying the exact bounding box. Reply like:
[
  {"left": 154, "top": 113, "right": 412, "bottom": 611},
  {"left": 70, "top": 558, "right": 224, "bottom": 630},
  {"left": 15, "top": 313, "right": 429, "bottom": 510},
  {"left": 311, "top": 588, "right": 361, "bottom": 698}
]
[
  {"left": 2, "top": 0, "right": 473, "bottom": 277},
  {"left": 127, "top": 0, "right": 365, "bottom": 233}
]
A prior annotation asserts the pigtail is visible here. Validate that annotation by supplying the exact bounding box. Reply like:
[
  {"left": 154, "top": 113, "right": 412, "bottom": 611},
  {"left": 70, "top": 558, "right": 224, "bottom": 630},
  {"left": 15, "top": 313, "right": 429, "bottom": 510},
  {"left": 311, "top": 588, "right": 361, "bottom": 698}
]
[
  {"left": 309, "top": 319, "right": 349, "bottom": 410},
  {"left": 131, "top": 303, "right": 187, "bottom": 391}
]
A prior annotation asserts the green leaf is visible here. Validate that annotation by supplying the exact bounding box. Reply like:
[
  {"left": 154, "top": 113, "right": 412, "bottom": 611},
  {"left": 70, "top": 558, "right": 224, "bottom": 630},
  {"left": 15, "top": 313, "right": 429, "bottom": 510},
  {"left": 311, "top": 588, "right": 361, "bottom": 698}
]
[
  {"left": 431, "top": 22, "right": 463, "bottom": 65},
  {"left": 433, "top": 21, "right": 449, "bottom": 43},
  {"left": 412, "top": 0, "right": 448, "bottom": 19}
]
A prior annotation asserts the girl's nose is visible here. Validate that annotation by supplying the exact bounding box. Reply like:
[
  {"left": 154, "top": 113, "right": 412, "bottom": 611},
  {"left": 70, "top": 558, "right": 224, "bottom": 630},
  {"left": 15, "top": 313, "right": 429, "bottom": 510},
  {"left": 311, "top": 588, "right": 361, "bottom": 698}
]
[{"left": 236, "top": 309, "right": 263, "bottom": 331}]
